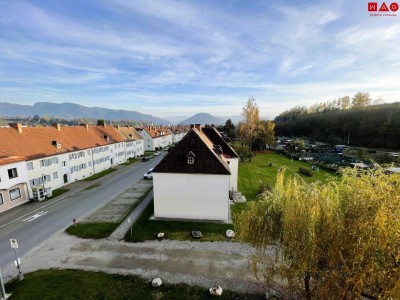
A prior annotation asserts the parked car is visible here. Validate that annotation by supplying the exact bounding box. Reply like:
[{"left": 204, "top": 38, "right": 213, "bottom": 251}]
[
  {"left": 143, "top": 168, "right": 154, "bottom": 179},
  {"left": 154, "top": 151, "right": 161, "bottom": 156},
  {"left": 141, "top": 157, "right": 149, "bottom": 162}
]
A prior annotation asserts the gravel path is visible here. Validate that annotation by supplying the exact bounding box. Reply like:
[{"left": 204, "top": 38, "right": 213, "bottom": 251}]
[{"left": 3, "top": 232, "right": 268, "bottom": 294}]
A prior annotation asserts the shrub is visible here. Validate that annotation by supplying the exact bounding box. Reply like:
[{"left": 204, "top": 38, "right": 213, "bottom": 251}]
[{"left": 299, "top": 167, "right": 313, "bottom": 177}]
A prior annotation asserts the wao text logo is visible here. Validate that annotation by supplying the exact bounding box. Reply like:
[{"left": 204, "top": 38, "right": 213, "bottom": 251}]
[{"left": 368, "top": 2, "right": 399, "bottom": 13}]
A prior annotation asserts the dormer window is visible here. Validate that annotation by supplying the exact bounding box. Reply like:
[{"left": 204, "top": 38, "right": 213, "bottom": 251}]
[{"left": 187, "top": 151, "right": 195, "bottom": 165}]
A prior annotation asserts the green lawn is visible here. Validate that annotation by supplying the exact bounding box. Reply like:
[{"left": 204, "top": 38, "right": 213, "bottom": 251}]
[
  {"left": 121, "top": 158, "right": 138, "bottom": 165},
  {"left": 125, "top": 201, "right": 233, "bottom": 242},
  {"left": 65, "top": 222, "right": 119, "bottom": 239},
  {"left": 66, "top": 187, "right": 152, "bottom": 239},
  {"left": 83, "top": 168, "right": 117, "bottom": 181},
  {"left": 5, "top": 270, "right": 263, "bottom": 300},
  {"left": 238, "top": 151, "right": 335, "bottom": 202},
  {"left": 47, "top": 187, "right": 70, "bottom": 199},
  {"left": 84, "top": 183, "right": 101, "bottom": 190}
]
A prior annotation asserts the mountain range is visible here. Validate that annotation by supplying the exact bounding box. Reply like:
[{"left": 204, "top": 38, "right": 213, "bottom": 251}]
[
  {"left": 0, "top": 101, "right": 243, "bottom": 125},
  {"left": 0, "top": 102, "right": 170, "bottom": 125}
]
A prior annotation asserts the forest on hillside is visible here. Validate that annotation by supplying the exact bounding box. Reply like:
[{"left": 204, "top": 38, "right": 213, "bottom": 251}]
[{"left": 274, "top": 94, "right": 400, "bottom": 150}]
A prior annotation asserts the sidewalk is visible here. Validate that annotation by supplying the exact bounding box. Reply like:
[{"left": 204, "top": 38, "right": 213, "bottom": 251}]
[{"left": 107, "top": 190, "right": 153, "bottom": 241}]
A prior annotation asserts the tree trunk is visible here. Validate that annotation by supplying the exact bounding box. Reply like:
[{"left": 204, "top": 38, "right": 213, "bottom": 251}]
[{"left": 304, "top": 272, "right": 311, "bottom": 300}]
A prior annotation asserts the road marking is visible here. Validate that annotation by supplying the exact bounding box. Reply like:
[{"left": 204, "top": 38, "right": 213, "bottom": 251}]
[
  {"left": 22, "top": 211, "right": 48, "bottom": 222},
  {"left": 0, "top": 157, "right": 162, "bottom": 229}
]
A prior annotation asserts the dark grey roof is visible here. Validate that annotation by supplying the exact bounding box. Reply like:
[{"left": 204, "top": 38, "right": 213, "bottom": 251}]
[
  {"left": 201, "top": 127, "right": 238, "bottom": 158},
  {"left": 153, "top": 129, "right": 231, "bottom": 175}
]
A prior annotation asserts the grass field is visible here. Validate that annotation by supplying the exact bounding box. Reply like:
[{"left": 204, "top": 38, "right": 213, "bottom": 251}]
[
  {"left": 121, "top": 158, "right": 138, "bottom": 165},
  {"left": 47, "top": 187, "right": 70, "bottom": 199},
  {"left": 83, "top": 168, "right": 117, "bottom": 181},
  {"left": 65, "top": 222, "right": 119, "bottom": 239},
  {"left": 238, "top": 151, "right": 335, "bottom": 201},
  {"left": 66, "top": 187, "right": 152, "bottom": 239},
  {"left": 5, "top": 269, "right": 263, "bottom": 300},
  {"left": 125, "top": 201, "right": 233, "bottom": 242}
]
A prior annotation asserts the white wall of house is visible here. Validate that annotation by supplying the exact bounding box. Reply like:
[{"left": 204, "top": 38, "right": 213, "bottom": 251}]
[
  {"left": 112, "top": 142, "right": 126, "bottom": 165},
  {"left": 126, "top": 140, "right": 144, "bottom": 158},
  {"left": 227, "top": 158, "right": 238, "bottom": 192},
  {"left": 91, "top": 145, "right": 112, "bottom": 174},
  {"left": 153, "top": 173, "right": 230, "bottom": 221},
  {"left": 140, "top": 130, "right": 155, "bottom": 151},
  {"left": 0, "top": 161, "right": 30, "bottom": 213},
  {"left": 158, "top": 135, "right": 173, "bottom": 148},
  {"left": 173, "top": 132, "right": 186, "bottom": 143}
]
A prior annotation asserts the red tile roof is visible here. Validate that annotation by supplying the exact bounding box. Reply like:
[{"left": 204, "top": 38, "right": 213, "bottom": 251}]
[
  {"left": 0, "top": 124, "right": 125, "bottom": 160},
  {"left": 0, "top": 150, "right": 25, "bottom": 166},
  {"left": 142, "top": 126, "right": 172, "bottom": 139},
  {"left": 115, "top": 126, "right": 143, "bottom": 141}
]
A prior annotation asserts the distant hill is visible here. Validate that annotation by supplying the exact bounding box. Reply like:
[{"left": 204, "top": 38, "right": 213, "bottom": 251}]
[
  {"left": 0, "top": 102, "right": 170, "bottom": 125},
  {"left": 179, "top": 113, "right": 225, "bottom": 125}
]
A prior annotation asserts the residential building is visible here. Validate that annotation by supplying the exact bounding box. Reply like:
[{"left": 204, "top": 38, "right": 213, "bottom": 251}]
[
  {"left": 139, "top": 126, "right": 173, "bottom": 151},
  {"left": 0, "top": 152, "right": 29, "bottom": 213},
  {"left": 114, "top": 125, "right": 144, "bottom": 159},
  {"left": 0, "top": 123, "right": 125, "bottom": 201},
  {"left": 152, "top": 125, "right": 238, "bottom": 222}
]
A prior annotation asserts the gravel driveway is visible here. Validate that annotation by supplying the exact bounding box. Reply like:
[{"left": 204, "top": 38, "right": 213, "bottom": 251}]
[{"left": 4, "top": 232, "right": 267, "bottom": 294}]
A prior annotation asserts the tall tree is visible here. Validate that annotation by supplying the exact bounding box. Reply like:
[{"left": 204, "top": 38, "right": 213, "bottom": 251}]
[
  {"left": 352, "top": 92, "right": 372, "bottom": 108},
  {"left": 237, "top": 168, "right": 400, "bottom": 299},
  {"left": 240, "top": 97, "right": 260, "bottom": 159},
  {"left": 257, "top": 120, "right": 275, "bottom": 150},
  {"left": 222, "top": 119, "right": 236, "bottom": 141}
]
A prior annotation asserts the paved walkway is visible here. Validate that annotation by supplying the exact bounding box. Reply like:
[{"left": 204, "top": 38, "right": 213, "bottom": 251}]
[{"left": 108, "top": 190, "right": 153, "bottom": 241}]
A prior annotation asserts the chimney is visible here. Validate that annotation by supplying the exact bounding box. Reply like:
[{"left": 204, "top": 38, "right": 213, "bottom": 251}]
[
  {"left": 52, "top": 124, "right": 61, "bottom": 131},
  {"left": 115, "top": 125, "right": 120, "bottom": 130},
  {"left": 9, "top": 123, "right": 23, "bottom": 133},
  {"left": 195, "top": 124, "right": 201, "bottom": 131},
  {"left": 190, "top": 124, "right": 195, "bottom": 129}
]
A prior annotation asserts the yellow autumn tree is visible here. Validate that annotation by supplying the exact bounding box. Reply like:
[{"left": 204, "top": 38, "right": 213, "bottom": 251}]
[
  {"left": 237, "top": 167, "right": 400, "bottom": 299},
  {"left": 239, "top": 97, "right": 260, "bottom": 160}
]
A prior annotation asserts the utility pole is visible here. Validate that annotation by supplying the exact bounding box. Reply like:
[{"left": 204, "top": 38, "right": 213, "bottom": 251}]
[{"left": 0, "top": 267, "right": 10, "bottom": 299}]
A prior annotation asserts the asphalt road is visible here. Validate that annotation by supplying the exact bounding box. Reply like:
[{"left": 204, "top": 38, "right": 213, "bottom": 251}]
[{"left": 0, "top": 156, "right": 162, "bottom": 273}]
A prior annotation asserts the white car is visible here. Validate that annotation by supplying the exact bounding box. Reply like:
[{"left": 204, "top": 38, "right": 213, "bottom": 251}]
[
  {"left": 154, "top": 151, "right": 161, "bottom": 156},
  {"left": 144, "top": 168, "right": 154, "bottom": 179}
]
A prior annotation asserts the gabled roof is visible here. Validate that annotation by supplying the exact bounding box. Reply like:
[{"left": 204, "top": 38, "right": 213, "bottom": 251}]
[
  {"left": 0, "top": 150, "right": 25, "bottom": 166},
  {"left": 201, "top": 127, "right": 238, "bottom": 159},
  {"left": 115, "top": 126, "right": 143, "bottom": 141},
  {"left": 0, "top": 124, "right": 125, "bottom": 160},
  {"left": 153, "top": 129, "right": 230, "bottom": 175},
  {"left": 141, "top": 126, "right": 172, "bottom": 139}
]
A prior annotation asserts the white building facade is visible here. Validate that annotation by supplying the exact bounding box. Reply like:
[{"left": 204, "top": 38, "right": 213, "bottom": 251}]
[{"left": 0, "top": 158, "right": 30, "bottom": 213}]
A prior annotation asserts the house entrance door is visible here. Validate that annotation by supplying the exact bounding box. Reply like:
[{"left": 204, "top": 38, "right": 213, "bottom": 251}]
[{"left": 63, "top": 174, "right": 68, "bottom": 183}]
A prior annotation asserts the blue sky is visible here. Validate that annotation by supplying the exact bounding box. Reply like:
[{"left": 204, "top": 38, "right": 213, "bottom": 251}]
[{"left": 0, "top": 0, "right": 399, "bottom": 118}]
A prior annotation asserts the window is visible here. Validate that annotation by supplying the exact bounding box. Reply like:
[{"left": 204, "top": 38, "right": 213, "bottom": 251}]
[
  {"left": 9, "top": 188, "right": 21, "bottom": 201},
  {"left": 8, "top": 168, "right": 18, "bottom": 179},
  {"left": 87, "top": 150, "right": 90, "bottom": 155},
  {"left": 52, "top": 172, "right": 58, "bottom": 180},
  {"left": 62, "top": 161, "right": 67, "bottom": 167},
  {"left": 0, "top": 193, "right": 3, "bottom": 205},
  {"left": 26, "top": 162, "right": 34, "bottom": 170}
]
